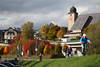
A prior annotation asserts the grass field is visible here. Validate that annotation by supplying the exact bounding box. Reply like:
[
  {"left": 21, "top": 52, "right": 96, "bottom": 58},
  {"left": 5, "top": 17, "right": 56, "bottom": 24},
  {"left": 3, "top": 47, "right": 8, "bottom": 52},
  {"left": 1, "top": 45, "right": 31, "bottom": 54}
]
[{"left": 21, "top": 55, "right": 100, "bottom": 67}]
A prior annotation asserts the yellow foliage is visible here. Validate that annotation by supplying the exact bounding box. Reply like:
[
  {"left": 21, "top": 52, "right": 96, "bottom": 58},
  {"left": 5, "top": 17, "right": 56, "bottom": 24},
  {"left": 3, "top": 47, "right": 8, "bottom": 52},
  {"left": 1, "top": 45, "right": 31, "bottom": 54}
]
[{"left": 57, "top": 29, "right": 65, "bottom": 38}]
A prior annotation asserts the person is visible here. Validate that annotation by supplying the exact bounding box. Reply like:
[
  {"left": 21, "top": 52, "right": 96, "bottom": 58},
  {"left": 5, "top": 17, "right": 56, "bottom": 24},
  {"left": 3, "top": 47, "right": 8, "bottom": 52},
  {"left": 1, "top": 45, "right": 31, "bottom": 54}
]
[
  {"left": 39, "top": 53, "right": 43, "bottom": 61},
  {"left": 67, "top": 46, "right": 72, "bottom": 58},
  {"left": 80, "top": 33, "right": 92, "bottom": 56},
  {"left": 65, "top": 48, "right": 68, "bottom": 58}
]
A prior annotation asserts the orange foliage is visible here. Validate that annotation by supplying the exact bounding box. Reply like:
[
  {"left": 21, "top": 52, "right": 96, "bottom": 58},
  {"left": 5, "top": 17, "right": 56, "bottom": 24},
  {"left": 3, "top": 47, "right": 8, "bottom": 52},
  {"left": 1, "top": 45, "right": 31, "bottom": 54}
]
[
  {"left": 0, "top": 46, "right": 3, "bottom": 51},
  {"left": 44, "top": 45, "right": 49, "bottom": 55},
  {"left": 3, "top": 46, "right": 9, "bottom": 54},
  {"left": 62, "top": 43, "right": 68, "bottom": 52}
]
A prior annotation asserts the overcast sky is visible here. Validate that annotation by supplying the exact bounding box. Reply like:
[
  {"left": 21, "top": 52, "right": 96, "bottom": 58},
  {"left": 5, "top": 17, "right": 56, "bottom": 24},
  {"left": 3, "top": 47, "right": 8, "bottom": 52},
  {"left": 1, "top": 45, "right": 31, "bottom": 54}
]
[{"left": 0, "top": 0, "right": 100, "bottom": 29}]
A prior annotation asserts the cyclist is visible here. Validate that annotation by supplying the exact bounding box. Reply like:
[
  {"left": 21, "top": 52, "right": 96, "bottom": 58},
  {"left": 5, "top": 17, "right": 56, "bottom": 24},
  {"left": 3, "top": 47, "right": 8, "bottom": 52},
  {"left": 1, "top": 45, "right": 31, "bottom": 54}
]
[{"left": 80, "top": 34, "right": 92, "bottom": 56}]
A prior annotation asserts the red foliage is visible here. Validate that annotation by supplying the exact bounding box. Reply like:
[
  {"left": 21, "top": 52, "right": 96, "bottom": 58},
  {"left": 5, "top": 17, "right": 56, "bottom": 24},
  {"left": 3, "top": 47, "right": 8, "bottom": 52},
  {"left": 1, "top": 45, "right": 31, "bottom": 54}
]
[
  {"left": 9, "top": 43, "right": 15, "bottom": 48},
  {"left": 24, "top": 40, "right": 40, "bottom": 56},
  {"left": 8, "top": 38, "right": 55, "bottom": 56}
]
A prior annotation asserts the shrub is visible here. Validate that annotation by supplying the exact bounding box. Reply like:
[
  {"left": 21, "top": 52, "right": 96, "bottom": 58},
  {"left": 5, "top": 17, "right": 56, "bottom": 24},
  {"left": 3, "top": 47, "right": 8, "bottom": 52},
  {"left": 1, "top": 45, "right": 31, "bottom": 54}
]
[
  {"left": 48, "top": 45, "right": 55, "bottom": 54},
  {"left": 50, "top": 53, "right": 65, "bottom": 59},
  {"left": 55, "top": 43, "right": 62, "bottom": 54},
  {"left": 38, "top": 41, "right": 45, "bottom": 54},
  {"left": 0, "top": 46, "right": 4, "bottom": 55}
]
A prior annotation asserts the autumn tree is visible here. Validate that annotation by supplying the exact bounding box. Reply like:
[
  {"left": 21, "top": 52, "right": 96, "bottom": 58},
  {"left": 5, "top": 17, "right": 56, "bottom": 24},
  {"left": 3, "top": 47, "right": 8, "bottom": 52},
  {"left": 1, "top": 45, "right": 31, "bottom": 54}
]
[
  {"left": 60, "top": 27, "right": 68, "bottom": 33},
  {"left": 40, "top": 24, "right": 49, "bottom": 40},
  {"left": 40, "top": 24, "right": 60, "bottom": 40},
  {"left": 84, "top": 24, "right": 93, "bottom": 34},
  {"left": 57, "top": 27, "right": 65, "bottom": 38},
  {"left": 62, "top": 43, "right": 68, "bottom": 52},
  {"left": 47, "top": 25, "right": 60, "bottom": 40},
  {"left": 3, "top": 46, "right": 9, "bottom": 54},
  {"left": 43, "top": 45, "right": 50, "bottom": 55},
  {"left": 38, "top": 41, "right": 45, "bottom": 54},
  {"left": 55, "top": 43, "right": 62, "bottom": 54},
  {"left": 21, "top": 21, "right": 34, "bottom": 40},
  {"left": 85, "top": 21, "right": 100, "bottom": 54},
  {"left": 48, "top": 45, "right": 55, "bottom": 54}
]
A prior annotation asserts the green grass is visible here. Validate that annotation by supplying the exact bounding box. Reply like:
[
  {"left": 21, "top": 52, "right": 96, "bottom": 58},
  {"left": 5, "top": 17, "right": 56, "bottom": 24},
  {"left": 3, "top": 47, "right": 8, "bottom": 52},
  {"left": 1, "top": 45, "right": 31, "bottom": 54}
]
[{"left": 22, "top": 55, "right": 100, "bottom": 67}]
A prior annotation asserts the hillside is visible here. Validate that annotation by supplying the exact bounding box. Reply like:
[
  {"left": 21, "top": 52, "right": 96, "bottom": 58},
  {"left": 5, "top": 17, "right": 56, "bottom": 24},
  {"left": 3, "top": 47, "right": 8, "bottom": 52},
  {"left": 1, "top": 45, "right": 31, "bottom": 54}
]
[{"left": 22, "top": 55, "right": 100, "bottom": 67}]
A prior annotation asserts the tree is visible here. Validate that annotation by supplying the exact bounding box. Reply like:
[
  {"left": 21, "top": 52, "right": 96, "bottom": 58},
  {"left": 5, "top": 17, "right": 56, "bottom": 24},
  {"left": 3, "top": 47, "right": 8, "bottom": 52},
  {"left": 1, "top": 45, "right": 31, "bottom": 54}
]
[
  {"left": 28, "top": 40, "right": 35, "bottom": 55},
  {"left": 84, "top": 24, "right": 93, "bottom": 34},
  {"left": 55, "top": 43, "right": 62, "bottom": 54},
  {"left": 0, "top": 46, "right": 4, "bottom": 55},
  {"left": 47, "top": 25, "right": 60, "bottom": 40},
  {"left": 3, "top": 46, "right": 9, "bottom": 54},
  {"left": 56, "top": 28, "right": 65, "bottom": 38},
  {"left": 38, "top": 41, "right": 45, "bottom": 54},
  {"left": 85, "top": 21, "right": 100, "bottom": 54},
  {"left": 48, "top": 45, "right": 55, "bottom": 54},
  {"left": 21, "top": 21, "right": 34, "bottom": 40},
  {"left": 62, "top": 43, "right": 68, "bottom": 52},
  {"left": 40, "top": 24, "right": 60, "bottom": 40},
  {"left": 43, "top": 45, "right": 50, "bottom": 55},
  {"left": 40, "top": 24, "right": 49, "bottom": 40}
]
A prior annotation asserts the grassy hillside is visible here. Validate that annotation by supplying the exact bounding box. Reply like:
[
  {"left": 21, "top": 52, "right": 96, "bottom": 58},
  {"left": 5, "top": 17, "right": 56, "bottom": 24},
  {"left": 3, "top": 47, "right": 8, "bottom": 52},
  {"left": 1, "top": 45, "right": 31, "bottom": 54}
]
[{"left": 22, "top": 55, "right": 100, "bottom": 67}]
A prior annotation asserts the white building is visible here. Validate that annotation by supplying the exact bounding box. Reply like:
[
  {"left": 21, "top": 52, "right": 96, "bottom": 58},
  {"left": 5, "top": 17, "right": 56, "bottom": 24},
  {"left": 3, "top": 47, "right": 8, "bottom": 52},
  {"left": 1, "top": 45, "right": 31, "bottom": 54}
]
[{"left": 0, "top": 27, "right": 21, "bottom": 43}]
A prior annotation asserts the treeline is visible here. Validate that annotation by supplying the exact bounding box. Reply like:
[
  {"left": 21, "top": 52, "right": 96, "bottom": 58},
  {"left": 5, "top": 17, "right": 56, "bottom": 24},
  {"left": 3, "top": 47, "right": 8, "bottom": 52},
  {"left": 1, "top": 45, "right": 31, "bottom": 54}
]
[
  {"left": 6, "top": 22, "right": 67, "bottom": 57},
  {"left": 20, "top": 22, "right": 68, "bottom": 40},
  {"left": 40, "top": 23, "right": 67, "bottom": 40}
]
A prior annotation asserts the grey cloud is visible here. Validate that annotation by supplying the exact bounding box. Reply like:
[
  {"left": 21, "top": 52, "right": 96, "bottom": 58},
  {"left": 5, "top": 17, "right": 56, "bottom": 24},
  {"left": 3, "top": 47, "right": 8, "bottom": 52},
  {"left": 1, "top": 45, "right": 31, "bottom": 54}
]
[
  {"left": 0, "top": 0, "right": 100, "bottom": 29},
  {"left": 0, "top": 0, "right": 66, "bottom": 14},
  {"left": 0, "top": 0, "right": 100, "bottom": 14}
]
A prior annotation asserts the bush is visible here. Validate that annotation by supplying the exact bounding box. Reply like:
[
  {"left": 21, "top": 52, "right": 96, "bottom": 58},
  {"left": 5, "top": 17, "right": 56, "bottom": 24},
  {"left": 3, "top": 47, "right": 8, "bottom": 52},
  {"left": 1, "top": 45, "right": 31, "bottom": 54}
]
[
  {"left": 0, "top": 46, "right": 4, "bottom": 55},
  {"left": 38, "top": 41, "right": 45, "bottom": 54},
  {"left": 55, "top": 43, "right": 62, "bottom": 54},
  {"left": 50, "top": 53, "right": 65, "bottom": 59}
]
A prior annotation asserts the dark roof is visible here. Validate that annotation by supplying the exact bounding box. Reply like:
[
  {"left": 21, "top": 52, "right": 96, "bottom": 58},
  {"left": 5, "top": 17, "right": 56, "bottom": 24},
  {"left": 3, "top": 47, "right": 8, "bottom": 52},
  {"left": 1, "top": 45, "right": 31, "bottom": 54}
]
[
  {"left": 4, "top": 27, "right": 21, "bottom": 33},
  {"left": 71, "top": 13, "right": 100, "bottom": 30}
]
